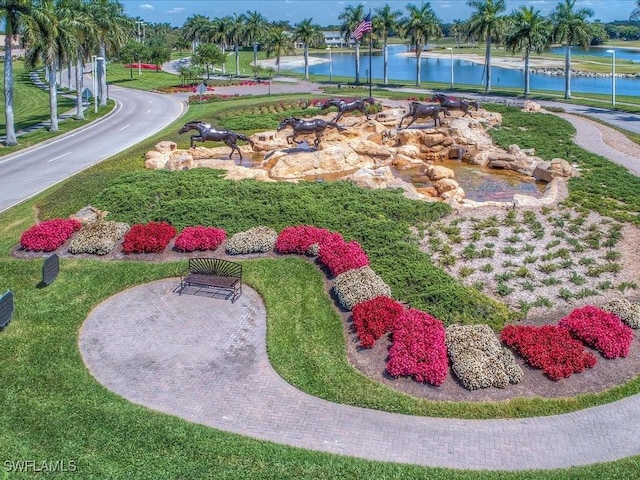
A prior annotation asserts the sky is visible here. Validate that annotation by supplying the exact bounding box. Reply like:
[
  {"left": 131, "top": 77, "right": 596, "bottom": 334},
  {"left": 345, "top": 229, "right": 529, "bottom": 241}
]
[{"left": 121, "top": 0, "right": 640, "bottom": 27}]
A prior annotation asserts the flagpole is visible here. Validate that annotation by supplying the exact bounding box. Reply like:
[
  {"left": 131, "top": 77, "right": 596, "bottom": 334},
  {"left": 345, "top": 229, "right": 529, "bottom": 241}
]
[{"left": 368, "top": 9, "right": 372, "bottom": 98}]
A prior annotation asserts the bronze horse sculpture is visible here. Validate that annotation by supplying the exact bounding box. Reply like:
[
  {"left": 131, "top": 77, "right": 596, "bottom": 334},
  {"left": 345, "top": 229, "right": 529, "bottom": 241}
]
[
  {"left": 321, "top": 97, "right": 376, "bottom": 122},
  {"left": 178, "top": 121, "right": 254, "bottom": 160},
  {"left": 398, "top": 102, "right": 450, "bottom": 129},
  {"left": 277, "top": 117, "right": 345, "bottom": 147},
  {"left": 431, "top": 93, "right": 480, "bottom": 117}
]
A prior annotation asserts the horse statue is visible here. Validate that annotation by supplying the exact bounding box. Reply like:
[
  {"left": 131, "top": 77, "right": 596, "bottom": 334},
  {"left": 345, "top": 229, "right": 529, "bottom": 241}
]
[
  {"left": 398, "top": 102, "right": 450, "bottom": 129},
  {"left": 178, "top": 121, "right": 254, "bottom": 160},
  {"left": 277, "top": 117, "right": 345, "bottom": 147},
  {"left": 321, "top": 97, "right": 376, "bottom": 122},
  {"left": 431, "top": 93, "right": 480, "bottom": 117}
]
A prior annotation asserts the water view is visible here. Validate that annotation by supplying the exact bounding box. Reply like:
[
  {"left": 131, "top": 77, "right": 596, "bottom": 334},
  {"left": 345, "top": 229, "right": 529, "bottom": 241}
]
[{"left": 296, "top": 44, "right": 640, "bottom": 97}]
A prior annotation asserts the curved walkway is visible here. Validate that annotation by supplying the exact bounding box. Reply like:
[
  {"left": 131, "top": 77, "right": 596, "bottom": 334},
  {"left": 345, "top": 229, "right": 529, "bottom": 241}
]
[{"left": 79, "top": 279, "right": 640, "bottom": 471}]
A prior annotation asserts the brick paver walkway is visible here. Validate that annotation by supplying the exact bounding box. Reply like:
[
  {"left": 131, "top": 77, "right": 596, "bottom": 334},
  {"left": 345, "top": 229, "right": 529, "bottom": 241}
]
[{"left": 79, "top": 279, "right": 640, "bottom": 471}]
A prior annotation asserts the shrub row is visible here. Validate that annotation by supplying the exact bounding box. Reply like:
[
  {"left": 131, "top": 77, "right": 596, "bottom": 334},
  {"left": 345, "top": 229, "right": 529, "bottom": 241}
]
[
  {"left": 225, "top": 226, "right": 277, "bottom": 255},
  {"left": 20, "top": 218, "right": 82, "bottom": 252},
  {"left": 174, "top": 226, "right": 226, "bottom": 252},
  {"left": 351, "top": 296, "right": 404, "bottom": 349},
  {"left": 68, "top": 221, "right": 130, "bottom": 255},
  {"left": 122, "top": 221, "right": 176, "bottom": 254}
]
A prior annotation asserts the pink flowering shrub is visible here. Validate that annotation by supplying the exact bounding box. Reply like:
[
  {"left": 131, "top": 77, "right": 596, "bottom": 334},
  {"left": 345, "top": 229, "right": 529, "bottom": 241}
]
[
  {"left": 318, "top": 235, "right": 369, "bottom": 277},
  {"left": 122, "top": 221, "right": 176, "bottom": 254},
  {"left": 500, "top": 325, "right": 597, "bottom": 380},
  {"left": 174, "top": 226, "right": 226, "bottom": 252},
  {"left": 386, "top": 309, "right": 448, "bottom": 385},
  {"left": 352, "top": 296, "right": 404, "bottom": 349},
  {"left": 558, "top": 305, "right": 633, "bottom": 359},
  {"left": 275, "top": 225, "right": 337, "bottom": 255},
  {"left": 20, "top": 218, "right": 82, "bottom": 252}
]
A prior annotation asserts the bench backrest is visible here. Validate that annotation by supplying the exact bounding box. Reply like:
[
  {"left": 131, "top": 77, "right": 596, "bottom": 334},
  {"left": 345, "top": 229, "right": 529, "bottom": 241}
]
[
  {"left": 0, "top": 290, "right": 15, "bottom": 329},
  {"left": 188, "top": 258, "right": 242, "bottom": 278}
]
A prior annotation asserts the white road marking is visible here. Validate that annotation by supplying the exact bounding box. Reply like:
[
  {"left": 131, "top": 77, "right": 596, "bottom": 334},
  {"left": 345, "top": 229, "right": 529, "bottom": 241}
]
[
  {"left": 119, "top": 124, "right": 130, "bottom": 131},
  {"left": 47, "top": 152, "right": 71, "bottom": 163}
]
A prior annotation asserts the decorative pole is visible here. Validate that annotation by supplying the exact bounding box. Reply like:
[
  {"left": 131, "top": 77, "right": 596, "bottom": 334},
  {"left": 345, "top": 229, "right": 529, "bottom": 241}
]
[{"left": 368, "top": 9, "right": 372, "bottom": 98}]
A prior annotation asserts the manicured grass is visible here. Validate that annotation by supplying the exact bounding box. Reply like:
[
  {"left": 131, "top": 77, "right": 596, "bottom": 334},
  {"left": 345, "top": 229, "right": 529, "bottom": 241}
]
[{"left": 4, "top": 95, "right": 640, "bottom": 477}]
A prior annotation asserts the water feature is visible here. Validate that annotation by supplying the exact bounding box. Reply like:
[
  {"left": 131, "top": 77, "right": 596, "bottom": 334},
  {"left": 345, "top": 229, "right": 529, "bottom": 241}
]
[{"left": 295, "top": 44, "right": 640, "bottom": 97}]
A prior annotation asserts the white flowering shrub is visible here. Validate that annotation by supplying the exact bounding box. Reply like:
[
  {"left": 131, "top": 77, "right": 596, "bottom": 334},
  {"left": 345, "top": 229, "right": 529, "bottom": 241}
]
[
  {"left": 446, "top": 324, "right": 523, "bottom": 390},
  {"left": 333, "top": 266, "right": 392, "bottom": 311},
  {"left": 601, "top": 298, "right": 640, "bottom": 329},
  {"left": 68, "top": 221, "right": 130, "bottom": 255},
  {"left": 225, "top": 226, "right": 277, "bottom": 255}
]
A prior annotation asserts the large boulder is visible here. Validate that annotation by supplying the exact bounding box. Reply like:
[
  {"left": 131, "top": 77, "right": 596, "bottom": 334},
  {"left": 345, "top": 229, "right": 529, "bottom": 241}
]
[
  {"left": 425, "top": 164, "right": 455, "bottom": 181},
  {"left": 532, "top": 158, "right": 574, "bottom": 182},
  {"left": 488, "top": 152, "right": 541, "bottom": 176},
  {"left": 263, "top": 144, "right": 369, "bottom": 179},
  {"left": 344, "top": 167, "right": 431, "bottom": 201}
]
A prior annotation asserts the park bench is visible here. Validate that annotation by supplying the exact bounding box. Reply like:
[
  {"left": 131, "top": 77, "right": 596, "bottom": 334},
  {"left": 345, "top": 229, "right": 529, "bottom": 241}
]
[{"left": 179, "top": 258, "right": 242, "bottom": 303}]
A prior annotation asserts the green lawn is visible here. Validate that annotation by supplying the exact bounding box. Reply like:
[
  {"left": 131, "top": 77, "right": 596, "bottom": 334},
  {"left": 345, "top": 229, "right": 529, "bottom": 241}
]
[{"left": 3, "top": 92, "right": 640, "bottom": 479}]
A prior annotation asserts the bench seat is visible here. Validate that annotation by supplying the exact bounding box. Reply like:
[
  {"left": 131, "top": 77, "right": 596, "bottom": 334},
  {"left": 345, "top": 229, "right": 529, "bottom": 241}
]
[{"left": 179, "top": 258, "right": 242, "bottom": 302}]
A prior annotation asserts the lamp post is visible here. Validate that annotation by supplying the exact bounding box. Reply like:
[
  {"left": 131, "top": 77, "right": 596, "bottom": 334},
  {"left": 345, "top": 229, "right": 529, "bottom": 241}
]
[
  {"left": 91, "top": 55, "right": 97, "bottom": 113},
  {"left": 606, "top": 49, "right": 616, "bottom": 106},
  {"left": 135, "top": 21, "right": 145, "bottom": 76},
  {"left": 446, "top": 47, "right": 454, "bottom": 89},
  {"left": 326, "top": 46, "right": 332, "bottom": 83}
]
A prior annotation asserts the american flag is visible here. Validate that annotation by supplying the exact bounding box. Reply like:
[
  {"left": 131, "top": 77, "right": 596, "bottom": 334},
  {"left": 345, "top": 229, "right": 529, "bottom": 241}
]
[{"left": 351, "top": 13, "right": 372, "bottom": 41}]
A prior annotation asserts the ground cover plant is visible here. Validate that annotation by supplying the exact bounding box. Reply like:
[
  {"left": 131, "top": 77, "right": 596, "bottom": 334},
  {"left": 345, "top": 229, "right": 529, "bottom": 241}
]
[
  {"left": 68, "top": 220, "right": 130, "bottom": 255},
  {"left": 5, "top": 95, "right": 640, "bottom": 477},
  {"left": 174, "top": 225, "right": 226, "bottom": 252},
  {"left": 19, "top": 218, "right": 81, "bottom": 252}
]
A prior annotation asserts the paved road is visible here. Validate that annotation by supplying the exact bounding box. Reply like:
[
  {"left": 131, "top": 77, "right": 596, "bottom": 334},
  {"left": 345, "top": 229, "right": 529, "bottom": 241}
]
[
  {"left": 80, "top": 279, "right": 640, "bottom": 471},
  {"left": 0, "top": 85, "right": 186, "bottom": 214}
]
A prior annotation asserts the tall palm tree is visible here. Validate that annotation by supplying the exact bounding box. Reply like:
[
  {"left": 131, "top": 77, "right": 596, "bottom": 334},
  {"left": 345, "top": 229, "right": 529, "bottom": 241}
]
[
  {"left": 87, "top": 0, "right": 131, "bottom": 106},
  {"left": 374, "top": 4, "right": 402, "bottom": 85},
  {"left": 182, "top": 14, "right": 210, "bottom": 52},
  {"left": 263, "top": 25, "right": 294, "bottom": 72},
  {"left": 1, "top": 0, "right": 46, "bottom": 145},
  {"left": 23, "top": 0, "right": 78, "bottom": 132},
  {"left": 227, "top": 13, "right": 245, "bottom": 76},
  {"left": 294, "top": 18, "right": 322, "bottom": 81},
  {"left": 403, "top": 2, "right": 442, "bottom": 87},
  {"left": 550, "top": 0, "right": 593, "bottom": 99},
  {"left": 466, "top": 0, "right": 507, "bottom": 93},
  {"left": 338, "top": 3, "right": 365, "bottom": 84},
  {"left": 244, "top": 10, "right": 267, "bottom": 70},
  {"left": 450, "top": 19, "right": 466, "bottom": 47},
  {"left": 210, "top": 17, "right": 231, "bottom": 75},
  {"left": 504, "top": 6, "right": 550, "bottom": 96}
]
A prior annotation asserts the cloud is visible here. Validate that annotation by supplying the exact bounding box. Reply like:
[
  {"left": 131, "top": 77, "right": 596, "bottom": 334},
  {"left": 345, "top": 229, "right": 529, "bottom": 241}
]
[
  {"left": 139, "top": 3, "right": 154, "bottom": 10},
  {"left": 166, "top": 7, "right": 185, "bottom": 14}
]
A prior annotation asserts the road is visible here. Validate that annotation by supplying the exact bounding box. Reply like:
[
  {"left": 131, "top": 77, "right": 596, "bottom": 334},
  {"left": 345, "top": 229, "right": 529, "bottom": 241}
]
[{"left": 0, "top": 84, "right": 186, "bottom": 214}]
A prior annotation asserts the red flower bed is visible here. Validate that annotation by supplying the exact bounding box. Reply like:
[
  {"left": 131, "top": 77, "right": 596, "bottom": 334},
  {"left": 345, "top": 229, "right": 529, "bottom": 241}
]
[
  {"left": 352, "top": 296, "right": 404, "bottom": 348},
  {"left": 174, "top": 226, "right": 226, "bottom": 252},
  {"left": 20, "top": 218, "right": 81, "bottom": 252},
  {"left": 124, "top": 63, "right": 158, "bottom": 70},
  {"left": 318, "top": 236, "right": 369, "bottom": 277},
  {"left": 122, "top": 221, "right": 176, "bottom": 254},
  {"left": 275, "top": 225, "right": 337, "bottom": 255},
  {"left": 558, "top": 306, "right": 633, "bottom": 359},
  {"left": 386, "top": 309, "right": 448, "bottom": 385},
  {"left": 500, "top": 325, "right": 597, "bottom": 380}
]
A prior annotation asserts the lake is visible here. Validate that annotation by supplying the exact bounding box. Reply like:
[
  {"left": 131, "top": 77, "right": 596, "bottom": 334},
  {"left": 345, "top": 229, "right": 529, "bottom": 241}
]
[{"left": 295, "top": 44, "right": 640, "bottom": 97}]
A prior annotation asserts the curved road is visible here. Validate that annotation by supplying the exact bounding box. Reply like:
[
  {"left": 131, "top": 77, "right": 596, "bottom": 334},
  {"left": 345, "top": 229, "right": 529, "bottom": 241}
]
[{"left": 0, "top": 84, "right": 186, "bottom": 213}]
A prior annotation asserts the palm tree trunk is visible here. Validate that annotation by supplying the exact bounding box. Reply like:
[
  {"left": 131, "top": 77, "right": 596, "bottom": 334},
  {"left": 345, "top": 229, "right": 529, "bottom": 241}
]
[
  {"left": 98, "top": 43, "right": 107, "bottom": 106},
  {"left": 415, "top": 51, "right": 421, "bottom": 86},
  {"left": 235, "top": 42, "right": 240, "bottom": 76},
  {"left": 48, "top": 64, "right": 59, "bottom": 132},
  {"left": 383, "top": 39, "right": 389, "bottom": 85},
  {"left": 3, "top": 32, "right": 17, "bottom": 146},
  {"left": 253, "top": 41, "right": 258, "bottom": 68},
  {"left": 485, "top": 37, "right": 492, "bottom": 93},
  {"left": 221, "top": 44, "right": 226, "bottom": 74},
  {"left": 564, "top": 44, "right": 571, "bottom": 99},
  {"left": 524, "top": 48, "right": 530, "bottom": 96},
  {"left": 75, "top": 56, "right": 84, "bottom": 120},
  {"left": 304, "top": 44, "right": 309, "bottom": 80},
  {"left": 355, "top": 42, "right": 361, "bottom": 84}
]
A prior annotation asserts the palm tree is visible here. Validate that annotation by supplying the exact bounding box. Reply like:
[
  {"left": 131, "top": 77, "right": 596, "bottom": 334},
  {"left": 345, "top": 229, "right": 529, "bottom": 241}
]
[
  {"left": 550, "top": 0, "right": 593, "bottom": 99},
  {"left": 631, "top": 1, "right": 640, "bottom": 21},
  {"left": 504, "top": 6, "right": 550, "bottom": 96},
  {"left": 403, "top": 2, "right": 442, "bottom": 87},
  {"left": 374, "top": 4, "right": 402, "bottom": 85},
  {"left": 450, "top": 19, "right": 466, "bottom": 48},
  {"left": 1, "top": 0, "right": 46, "bottom": 145},
  {"left": 210, "top": 17, "right": 231, "bottom": 75},
  {"left": 467, "top": 0, "right": 507, "bottom": 93},
  {"left": 23, "top": 0, "right": 79, "bottom": 132},
  {"left": 227, "top": 13, "right": 245, "bottom": 76},
  {"left": 338, "top": 3, "right": 365, "bottom": 84},
  {"left": 87, "top": 0, "right": 131, "bottom": 106},
  {"left": 294, "top": 18, "right": 322, "bottom": 81},
  {"left": 263, "top": 25, "right": 294, "bottom": 72},
  {"left": 182, "top": 14, "right": 210, "bottom": 52},
  {"left": 244, "top": 10, "right": 267, "bottom": 70}
]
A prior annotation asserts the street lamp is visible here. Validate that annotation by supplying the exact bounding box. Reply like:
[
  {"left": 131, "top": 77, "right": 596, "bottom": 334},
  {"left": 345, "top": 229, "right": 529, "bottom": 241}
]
[
  {"left": 446, "top": 47, "right": 454, "bottom": 89},
  {"left": 606, "top": 49, "right": 616, "bottom": 106},
  {"left": 91, "top": 55, "right": 98, "bottom": 113},
  {"left": 326, "top": 46, "right": 332, "bottom": 83},
  {"left": 135, "top": 21, "right": 145, "bottom": 76}
]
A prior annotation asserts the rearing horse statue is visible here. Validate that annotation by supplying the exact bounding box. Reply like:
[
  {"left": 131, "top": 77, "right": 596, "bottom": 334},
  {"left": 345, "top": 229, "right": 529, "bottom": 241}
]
[
  {"left": 277, "top": 117, "right": 345, "bottom": 147},
  {"left": 321, "top": 97, "right": 376, "bottom": 122},
  {"left": 398, "top": 102, "right": 450, "bottom": 129},
  {"left": 178, "top": 121, "right": 254, "bottom": 160},
  {"left": 431, "top": 93, "right": 480, "bottom": 117}
]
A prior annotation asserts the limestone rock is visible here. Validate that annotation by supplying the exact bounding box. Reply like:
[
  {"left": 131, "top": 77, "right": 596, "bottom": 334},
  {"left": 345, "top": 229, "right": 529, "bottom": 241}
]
[
  {"left": 533, "top": 158, "right": 573, "bottom": 182},
  {"left": 265, "top": 144, "right": 368, "bottom": 179},
  {"left": 348, "top": 138, "right": 393, "bottom": 158},
  {"left": 145, "top": 151, "right": 168, "bottom": 170},
  {"left": 425, "top": 165, "right": 455, "bottom": 181},
  {"left": 488, "top": 153, "right": 540, "bottom": 176},
  {"left": 393, "top": 154, "right": 424, "bottom": 169},
  {"left": 154, "top": 141, "right": 177, "bottom": 153},
  {"left": 396, "top": 144, "right": 422, "bottom": 159},
  {"left": 523, "top": 101, "right": 542, "bottom": 112},
  {"left": 434, "top": 178, "right": 459, "bottom": 194}
]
